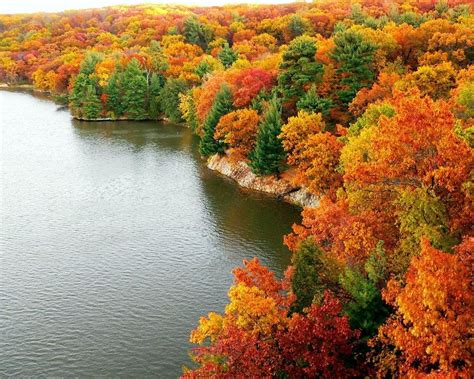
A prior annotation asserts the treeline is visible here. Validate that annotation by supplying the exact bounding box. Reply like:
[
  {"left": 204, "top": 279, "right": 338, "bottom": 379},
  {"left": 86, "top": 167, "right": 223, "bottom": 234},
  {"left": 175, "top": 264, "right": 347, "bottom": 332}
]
[{"left": 1, "top": 0, "right": 473, "bottom": 377}]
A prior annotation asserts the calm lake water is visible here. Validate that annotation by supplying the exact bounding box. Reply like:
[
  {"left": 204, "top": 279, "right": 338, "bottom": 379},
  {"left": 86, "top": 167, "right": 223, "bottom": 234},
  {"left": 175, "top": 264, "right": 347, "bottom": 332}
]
[{"left": 0, "top": 90, "right": 300, "bottom": 377}]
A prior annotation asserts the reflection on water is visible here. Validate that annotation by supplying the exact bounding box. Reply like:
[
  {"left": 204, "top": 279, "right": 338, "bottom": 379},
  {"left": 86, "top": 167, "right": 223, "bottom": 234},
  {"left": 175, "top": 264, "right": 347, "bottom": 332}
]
[{"left": 0, "top": 91, "right": 300, "bottom": 378}]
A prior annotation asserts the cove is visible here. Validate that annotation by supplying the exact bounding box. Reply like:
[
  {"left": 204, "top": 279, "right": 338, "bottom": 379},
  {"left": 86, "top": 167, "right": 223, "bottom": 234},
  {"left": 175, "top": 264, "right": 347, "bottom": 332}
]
[{"left": 0, "top": 90, "right": 300, "bottom": 377}]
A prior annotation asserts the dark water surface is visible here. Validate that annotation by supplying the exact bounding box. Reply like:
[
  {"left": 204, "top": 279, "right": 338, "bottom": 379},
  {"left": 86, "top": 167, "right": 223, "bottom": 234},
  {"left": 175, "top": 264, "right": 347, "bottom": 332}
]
[{"left": 0, "top": 91, "right": 300, "bottom": 377}]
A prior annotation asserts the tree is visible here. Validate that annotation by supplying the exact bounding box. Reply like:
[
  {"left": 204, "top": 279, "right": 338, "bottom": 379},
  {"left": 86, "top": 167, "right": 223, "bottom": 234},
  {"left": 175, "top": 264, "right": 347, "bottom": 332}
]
[
  {"left": 290, "top": 238, "right": 341, "bottom": 313},
  {"left": 339, "top": 242, "right": 389, "bottom": 340},
  {"left": 278, "top": 35, "right": 324, "bottom": 104},
  {"left": 331, "top": 30, "right": 376, "bottom": 105},
  {"left": 278, "top": 291, "right": 360, "bottom": 378},
  {"left": 341, "top": 90, "right": 473, "bottom": 236},
  {"left": 249, "top": 97, "right": 286, "bottom": 176},
  {"left": 82, "top": 83, "right": 101, "bottom": 119},
  {"left": 375, "top": 238, "right": 473, "bottom": 377},
  {"left": 148, "top": 72, "right": 163, "bottom": 119},
  {"left": 214, "top": 109, "right": 259, "bottom": 160},
  {"left": 178, "top": 90, "right": 199, "bottom": 132},
  {"left": 217, "top": 43, "right": 237, "bottom": 68},
  {"left": 185, "top": 259, "right": 359, "bottom": 378},
  {"left": 231, "top": 68, "right": 275, "bottom": 108},
  {"left": 183, "top": 16, "right": 213, "bottom": 51},
  {"left": 199, "top": 84, "right": 233, "bottom": 157},
  {"left": 122, "top": 58, "right": 148, "bottom": 120},
  {"left": 296, "top": 85, "right": 333, "bottom": 117},
  {"left": 105, "top": 70, "right": 125, "bottom": 118},
  {"left": 159, "top": 78, "right": 188, "bottom": 123}
]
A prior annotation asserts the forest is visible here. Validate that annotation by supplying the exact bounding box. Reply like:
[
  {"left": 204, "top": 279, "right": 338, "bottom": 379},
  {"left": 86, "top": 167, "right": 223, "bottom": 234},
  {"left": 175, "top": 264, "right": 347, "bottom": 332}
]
[{"left": 1, "top": 0, "right": 473, "bottom": 376}]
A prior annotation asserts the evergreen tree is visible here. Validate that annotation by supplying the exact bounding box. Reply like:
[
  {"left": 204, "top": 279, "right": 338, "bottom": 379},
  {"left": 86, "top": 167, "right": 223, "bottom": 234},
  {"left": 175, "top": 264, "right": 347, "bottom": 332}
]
[
  {"left": 148, "top": 72, "right": 163, "bottom": 119},
  {"left": 122, "top": 59, "right": 148, "bottom": 120},
  {"left": 83, "top": 84, "right": 101, "bottom": 119},
  {"left": 183, "top": 16, "right": 213, "bottom": 51},
  {"left": 290, "top": 239, "right": 340, "bottom": 313},
  {"left": 331, "top": 30, "right": 376, "bottom": 105},
  {"left": 249, "top": 97, "right": 286, "bottom": 175},
  {"left": 339, "top": 242, "right": 390, "bottom": 340},
  {"left": 80, "top": 52, "right": 103, "bottom": 75},
  {"left": 70, "top": 73, "right": 90, "bottom": 117},
  {"left": 217, "top": 43, "right": 237, "bottom": 68},
  {"left": 288, "top": 15, "right": 308, "bottom": 39},
  {"left": 199, "top": 84, "right": 233, "bottom": 157},
  {"left": 159, "top": 78, "right": 188, "bottom": 123},
  {"left": 278, "top": 35, "right": 323, "bottom": 103},
  {"left": 296, "top": 85, "right": 333, "bottom": 117},
  {"left": 105, "top": 70, "right": 125, "bottom": 118},
  {"left": 148, "top": 40, "right": 168, "bottom": 73},
  {"left": 70, "top": 53, "right": 102, "bottom": 118}
]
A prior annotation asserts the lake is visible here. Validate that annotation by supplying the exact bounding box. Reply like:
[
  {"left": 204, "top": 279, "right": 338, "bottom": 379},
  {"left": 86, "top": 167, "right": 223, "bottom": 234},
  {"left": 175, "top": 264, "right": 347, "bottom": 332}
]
[{"left": 0, "top": 90, "right": 300, "bottom": 377}]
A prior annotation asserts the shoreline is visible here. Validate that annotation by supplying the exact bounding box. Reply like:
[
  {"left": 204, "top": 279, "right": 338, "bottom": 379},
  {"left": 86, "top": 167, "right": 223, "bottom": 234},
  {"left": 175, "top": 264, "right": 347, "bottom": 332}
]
[{"left": 3, "top": 87, "right": 318, "bottom": 209}]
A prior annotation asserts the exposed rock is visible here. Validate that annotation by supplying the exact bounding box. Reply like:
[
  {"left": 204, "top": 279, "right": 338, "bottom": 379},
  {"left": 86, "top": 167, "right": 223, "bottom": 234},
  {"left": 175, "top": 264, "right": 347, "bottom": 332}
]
[{"left": 207, "top": 154, "right": 319, "bottom": 208}]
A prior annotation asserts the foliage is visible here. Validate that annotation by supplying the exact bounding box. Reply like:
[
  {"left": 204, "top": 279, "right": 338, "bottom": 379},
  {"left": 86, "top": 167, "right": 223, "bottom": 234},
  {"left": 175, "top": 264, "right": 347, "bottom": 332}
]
[
  {"left": 159, "top": 78, "right": 188, "bottom": 123},
  {"left": 375, "top": 238, "right": 473, "bottom": 377},
  {"left": 122, "top": 59, "right": 148, "bottom": 120},
  {"left": 331, "top": 30, "right": 376, "bottom": 105},
  {"left": 278, "top": 35, "right": 324, "bottom": 104},
  {"left": 217, "top": 43, "right": 238, "bottom": 68},
  {"left": 199, "top": 84, "right": 233, "bottom": 157},
  {"left": 214, "top": 109, "right": 259, "bottom": 160},
  {"left": 249, "top": 97, "right": 286, "bottom": 176}
]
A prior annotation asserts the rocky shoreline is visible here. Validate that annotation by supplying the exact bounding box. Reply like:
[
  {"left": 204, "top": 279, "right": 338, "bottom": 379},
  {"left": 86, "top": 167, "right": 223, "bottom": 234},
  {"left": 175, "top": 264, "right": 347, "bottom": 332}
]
[{"left": 207, "top": 154, "right": 319, "bottom": 208}]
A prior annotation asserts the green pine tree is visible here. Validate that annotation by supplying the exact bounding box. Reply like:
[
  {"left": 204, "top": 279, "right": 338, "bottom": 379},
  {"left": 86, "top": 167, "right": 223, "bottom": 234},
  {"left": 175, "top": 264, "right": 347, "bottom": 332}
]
[
  {"left": 339, "top": 242, "right": 389, "bottom": 340},
  {"left": 122, "top": 59, "right": 148, "bottom": 120},
  {"left": 331, "top": 30, "right": 376, "bottom": 105},
  {"left": 183, "top": 16, "right": 214, "bottom": 51},
  {"left": 83, "top": 84, "right": 101, "bottom": 119},
  {"left": 159, "top": 78, "right": 188, "bottom": 123},
  {"left": 296, "top": 85, "right": 333, "bottom": 117},
  {"left": 148, "top": 72, "right": 163, "bottom": 119},
  {"left": 199, "top": 84, "right": 233, "bottom": 157},
  {"left": 106, "top": 70, "right": 124, "bottom": 118},
  {"left": 277, "top": 35, "right": 324, "bottom": 103},
  {"left": 217, "top": 43, "right": 237, "bottom": 68},
  {"left": 249, "top": 97, "right": 286, "bottom": 176}
]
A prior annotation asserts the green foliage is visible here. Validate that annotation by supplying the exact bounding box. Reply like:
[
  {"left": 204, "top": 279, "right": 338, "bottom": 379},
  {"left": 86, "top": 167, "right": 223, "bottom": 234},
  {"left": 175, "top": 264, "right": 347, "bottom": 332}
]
[
  {"left": 217, "top": 43, "right": 238, "bottom": 68},
  {"left": 396, "top": 188, "right": 457, "bottom": 259},
  {"left": 106, "top": 70, "right": 125, "bottom": 118},
  {"left": 183, "top": 16, "right": 214, "bottom": 51},
  {"left": 159, "top": 78, "right": 188, "bottom": 123},
  {"left": 348, "top": 103, "right": 395, "bottom": 137},
  {"left": 278, "top": 35, "right": 323, "bottom": 102},
  {"left": 249, "top": 96, "right": 286, "bottom": 175},
  {"left": 291, "top": 238, "right": 340, "bottom": 313},
  {"left": 148, "top": 72, "right": 163, "bottom": 119},
  {"left": 194, "top": 58, "right": 215, "bottom": 79},
  {"left": 185, "top": 92, "right": 199, "bottom": 132},
  {"left": 296, "top": 85, "right": 333, "bottom": 117},
  {"left": 455, "top": 122, "right": 474, "bottom": 148},
  {"left": 148, "top": 40, "right": 168, "bottom": 73},
  {"left": 331, "top": 30, "right": 376, "bottom": 105},
  {"left": 199, "top": 84, "right": 233, "bottom": 157},
  {"left": 80, "top": 52, "right": 103, "bottom": 75},
  {"left": 339, "top": 242, "right": 389, "bottom": 340},
  {"left": 122, "top": 59, "right": 148, "bottom": 120},
  {"left": 288, "top": 15, "right": 309, "bottom": 39},
  {"left": 70, "top": 53, "right": 102, "bottom": 117},
  {"left": 83, "top": 84, "right": 101, "bottom": 119},
  {"left": 457, "top": 81, "right": 474, "bottom": 119}
]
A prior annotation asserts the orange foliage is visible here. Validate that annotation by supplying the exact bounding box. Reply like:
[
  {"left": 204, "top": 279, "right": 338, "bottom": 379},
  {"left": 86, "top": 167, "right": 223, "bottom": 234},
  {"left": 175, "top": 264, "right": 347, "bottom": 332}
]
[
  {"left": 377, "top": 238, "right": 474, "bottom": 377},
  {"left": 214, "top": 109, "right": 260, "bottom": 160}
]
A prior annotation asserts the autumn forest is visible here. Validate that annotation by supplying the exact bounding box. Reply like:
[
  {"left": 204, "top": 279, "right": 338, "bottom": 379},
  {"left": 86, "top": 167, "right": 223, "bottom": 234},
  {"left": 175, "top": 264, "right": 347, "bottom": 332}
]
[{"left": 1, "top": 0, "right": 473, "bottom": 377}]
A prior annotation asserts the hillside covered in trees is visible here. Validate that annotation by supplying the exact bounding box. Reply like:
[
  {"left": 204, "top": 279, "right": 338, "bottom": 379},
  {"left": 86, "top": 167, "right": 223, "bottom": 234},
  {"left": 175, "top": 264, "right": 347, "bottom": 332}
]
[{"left": 1, "top": 0, "right": 473, "bottom": 376}]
